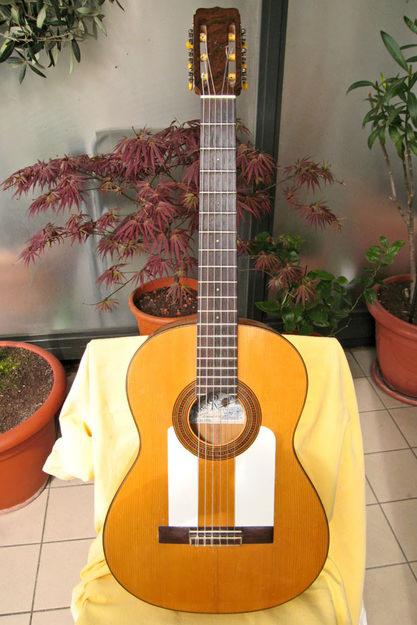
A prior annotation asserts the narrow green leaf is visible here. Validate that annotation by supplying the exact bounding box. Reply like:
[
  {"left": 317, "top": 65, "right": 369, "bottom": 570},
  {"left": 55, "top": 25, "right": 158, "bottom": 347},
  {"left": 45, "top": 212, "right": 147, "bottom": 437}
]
[
  {"left": 77, "top": 7, "right": 99, "bottom": 15},
  {"left": 71, "top": 39, "right": 81, "bottom": 62},
  {"left": 346, "top": 80, "right": 374, "bottom": 94},
  {"left": 28, "top": 63, "right": 46, "bottom": 78},
  {"left": 406, "top": 56, "right": 417, "bottom": 63},
  {"left": 0, "top": 39, "right": 15, "bottom": 63},
  {"left": 408, "top": 92, "right": 417, "bottom": 126},
  {"left": 381, "top": 31, "right": 409, "bottom": 71},
  {"left": 94, "top": 16, "right": 106, "bottom": 35},
  {"left": 388, "top": 125, "right": 404, "bottom": 157},
  {"left": 362, "top": 109, "right": 377, "bottom": 126},
  {"left": 367, "top": 126, "right": 380, "bottom": 149},
  {"left": 386, "top": 106, "right": 403, "bottom": 126},
  {"left": 378, "top": 126, "right": 386, "bottom": 146},
  {"left": 36, "top": 5, "right": 46, "bottom": 29},
  {"left": 18, "top": 64, "right": 26, "bottom": 83},
  {"left": 400, "top": 44, "right": 417, "bottom": 50},
  {"left": 11, "top": 6, "right": 19, "bottom": 24},
  {"left": 404, "top": 16, "right": 417, "bottom": 34}
]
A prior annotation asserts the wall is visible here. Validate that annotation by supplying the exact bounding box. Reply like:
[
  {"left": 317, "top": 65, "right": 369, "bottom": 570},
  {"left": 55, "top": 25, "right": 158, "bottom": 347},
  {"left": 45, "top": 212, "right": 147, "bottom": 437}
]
[
  {"left": 276, "top": 1, "right": 412, "bottom": 285},
  {"left": 0, "top": 0, "right": 261, "bottom": 340}
]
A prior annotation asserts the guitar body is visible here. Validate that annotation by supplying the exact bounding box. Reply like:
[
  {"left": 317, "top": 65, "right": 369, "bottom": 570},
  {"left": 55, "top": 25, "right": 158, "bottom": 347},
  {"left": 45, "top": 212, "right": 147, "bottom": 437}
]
[{"left": 103, "top": 321, "right": 329, "bottom": 613}]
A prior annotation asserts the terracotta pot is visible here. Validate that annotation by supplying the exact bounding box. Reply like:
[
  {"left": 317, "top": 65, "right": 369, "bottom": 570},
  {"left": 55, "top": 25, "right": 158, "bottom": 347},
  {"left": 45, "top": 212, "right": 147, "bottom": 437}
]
[
  {"left": 367, "top": 274, "right": 417, "bottom": 401},
  {"left": 128, "top": 277, "right": 198, "bottom": 335},
  {"left": 0, "top": 341, "right": 66, "bottom": 511}
]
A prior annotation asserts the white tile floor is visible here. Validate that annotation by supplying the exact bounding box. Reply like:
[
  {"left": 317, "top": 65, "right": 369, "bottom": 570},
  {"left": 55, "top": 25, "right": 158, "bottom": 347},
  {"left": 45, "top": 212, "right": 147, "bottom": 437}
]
[{"left": 0, "top": 346, "right": 416, "bottom": 624}]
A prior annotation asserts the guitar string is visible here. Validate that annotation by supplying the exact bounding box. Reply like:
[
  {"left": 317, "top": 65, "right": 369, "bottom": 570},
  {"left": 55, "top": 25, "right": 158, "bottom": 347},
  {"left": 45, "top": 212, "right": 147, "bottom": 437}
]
[
  {"left": 198, "top": 64, "right": 205, "bottom": 545},
  {"left": 221, "top": 57, "right": 230, "bottom": 545},
  {"left": 207, "top": 54, "right": 216, "bottom": 545},
  {"left": 204, "top": 86, "right": 209, "bottom": 546}
]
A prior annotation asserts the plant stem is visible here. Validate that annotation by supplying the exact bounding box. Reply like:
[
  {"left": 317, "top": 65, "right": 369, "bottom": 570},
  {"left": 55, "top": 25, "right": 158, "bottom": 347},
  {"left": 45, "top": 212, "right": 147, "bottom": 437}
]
[
  {"left": 379, "top": 139, "right": 407, "bottom": 222},
  {"left": 403, "top": 144, "right": 416, "bottom": 306}
]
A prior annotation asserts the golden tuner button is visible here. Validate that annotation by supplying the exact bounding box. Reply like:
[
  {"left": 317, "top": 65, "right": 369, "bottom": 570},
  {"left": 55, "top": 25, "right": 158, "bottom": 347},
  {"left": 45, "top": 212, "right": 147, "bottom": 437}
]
[{"left": 185, "top": 41, "right": 193, "bottom": 50}]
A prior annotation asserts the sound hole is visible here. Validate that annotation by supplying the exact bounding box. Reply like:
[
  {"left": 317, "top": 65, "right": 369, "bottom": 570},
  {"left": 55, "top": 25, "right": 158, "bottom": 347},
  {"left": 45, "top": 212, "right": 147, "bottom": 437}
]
[
  {"left": 172, "top": 381, "right": 262, "bottom": 460},
  {"left": 189, "top": 393, "right": 246, "bottom": 446}
]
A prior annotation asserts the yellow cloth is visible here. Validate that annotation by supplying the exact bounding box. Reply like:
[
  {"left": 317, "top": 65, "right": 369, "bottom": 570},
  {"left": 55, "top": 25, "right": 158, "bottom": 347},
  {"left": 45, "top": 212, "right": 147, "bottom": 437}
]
[{"left": 44, "top": 335, "right": 365, "bottom": 625}]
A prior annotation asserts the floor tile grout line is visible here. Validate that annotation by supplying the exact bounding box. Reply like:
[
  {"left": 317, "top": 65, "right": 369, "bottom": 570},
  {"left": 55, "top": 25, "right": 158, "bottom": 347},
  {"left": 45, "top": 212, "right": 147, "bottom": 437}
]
[
  {"left": 0, "top": 607, "right": 71, "bottom": 618},
  {"left": 359, "top": 407, "right": 394, "bottom": 414},
  {"left": 0, "top": 536, "right": 97, "bottom": 549},
  {"left": 344, "top": 349, "right": 366, "bottom": 379},
  {"left": 32, "top": 606, "right": 71, "bottom": 613},
  {"left": 366, "top": 495, "right": 417, "bottom": 505},
  {"left": 349, "top": 348, "right": 373, "bottom": 377},
  {"left": 49, "top": 482, "right": 93, "bottom": 489},
  {"left": 384, "top": 404, "right": 417, "bottom": 452},
  {"left": 366, "top": 476, "right": 417, "bottom": 583},
  {"left": 366, "top": 561, "right": 411, "bottom": 571},
  {"left": 28, "top": 486, "right": 51, "bottom": 625},
  {"left": 364, "top": 448, "right": 409, "bottom": 455}
]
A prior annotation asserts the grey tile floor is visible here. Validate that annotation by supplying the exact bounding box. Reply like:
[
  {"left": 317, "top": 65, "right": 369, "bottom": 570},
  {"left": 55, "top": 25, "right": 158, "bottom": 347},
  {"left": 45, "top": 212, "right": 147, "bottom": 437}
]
[{"left": 0, "top": 347, "right": 416, "bottom": 624}]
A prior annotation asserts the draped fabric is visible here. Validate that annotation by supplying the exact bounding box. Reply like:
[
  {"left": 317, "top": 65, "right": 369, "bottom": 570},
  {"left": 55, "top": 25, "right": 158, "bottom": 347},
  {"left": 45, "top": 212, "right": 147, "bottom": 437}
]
[{"left": 44, "top": 334, "right": 366, "bottom": 625}]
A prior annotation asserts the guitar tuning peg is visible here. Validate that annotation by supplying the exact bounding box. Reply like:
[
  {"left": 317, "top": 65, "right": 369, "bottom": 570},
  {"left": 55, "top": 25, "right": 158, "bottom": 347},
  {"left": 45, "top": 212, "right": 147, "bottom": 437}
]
[
  {"left": 188, "top": 28, "right": 194, "bottom": 38},
  {"left": 185, "top": 41, "right": 194, "bottom": 50},
  {"left": 241, "top": 28, "right": 246, "bottom": 35},
  {"left": 242, "top": 81, "right": 249, "bottom": 90}
]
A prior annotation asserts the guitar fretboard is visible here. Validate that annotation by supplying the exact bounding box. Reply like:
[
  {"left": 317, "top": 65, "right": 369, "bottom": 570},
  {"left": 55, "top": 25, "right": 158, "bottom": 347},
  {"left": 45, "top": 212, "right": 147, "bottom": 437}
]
[{"left": 197, "top": 95, "right": 237, "bottom": 399}]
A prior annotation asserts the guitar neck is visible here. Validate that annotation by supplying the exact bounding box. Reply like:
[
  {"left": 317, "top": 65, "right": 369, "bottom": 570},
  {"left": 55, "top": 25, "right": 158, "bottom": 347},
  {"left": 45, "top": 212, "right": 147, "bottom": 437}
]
[{"left": 197, "top": 94, "right": 238, "bottom": 400}]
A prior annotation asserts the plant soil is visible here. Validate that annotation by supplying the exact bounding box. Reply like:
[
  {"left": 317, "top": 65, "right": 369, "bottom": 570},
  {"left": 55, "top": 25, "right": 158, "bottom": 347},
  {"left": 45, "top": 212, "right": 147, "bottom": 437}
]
[
  {"left": 378, "top": 280, "right": 415, "bottom": 323},
  {"left": 0, "top": 348, "right": 53, "bottom": 434},
  {"left": 135, "top": 286, "right": 198, "bottom": 318}
]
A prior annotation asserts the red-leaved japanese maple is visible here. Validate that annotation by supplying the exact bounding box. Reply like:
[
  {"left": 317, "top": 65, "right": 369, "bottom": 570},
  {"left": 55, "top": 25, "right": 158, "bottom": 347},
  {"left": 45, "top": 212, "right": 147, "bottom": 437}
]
[{"left": 2, "top": 121, "right": 339, "bottom": 310}]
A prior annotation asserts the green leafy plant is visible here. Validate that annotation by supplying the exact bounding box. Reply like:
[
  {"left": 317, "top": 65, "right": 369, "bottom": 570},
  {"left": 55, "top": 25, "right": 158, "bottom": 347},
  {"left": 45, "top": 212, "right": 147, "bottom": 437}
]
[
  {"left": 347, "top": 9, "right": 417, "bottom": 323},
  {"left": 0, "top": 0, "right": 123, "bottom": 81},
  {"left": 250, "top": 233, "right": 404, "bottom": 336},
  {"left": 0, "top": 349, "right": 19, "bottom": 391}
]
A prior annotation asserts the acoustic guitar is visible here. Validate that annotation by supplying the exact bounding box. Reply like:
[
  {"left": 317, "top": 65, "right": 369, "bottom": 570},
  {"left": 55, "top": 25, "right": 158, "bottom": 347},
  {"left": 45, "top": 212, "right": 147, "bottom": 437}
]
[{"left": 103, "top": 6, "right": 329, "bottom": 613}]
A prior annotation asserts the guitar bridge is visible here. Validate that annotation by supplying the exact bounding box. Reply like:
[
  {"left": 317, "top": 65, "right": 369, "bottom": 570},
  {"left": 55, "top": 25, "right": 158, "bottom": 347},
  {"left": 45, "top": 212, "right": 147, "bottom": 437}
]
[
  {"left": 189, "top": 528, "right": 242, "bottom": 546},
  {"left": 158, "top": 526, "right": 273, "bottom": 546}
]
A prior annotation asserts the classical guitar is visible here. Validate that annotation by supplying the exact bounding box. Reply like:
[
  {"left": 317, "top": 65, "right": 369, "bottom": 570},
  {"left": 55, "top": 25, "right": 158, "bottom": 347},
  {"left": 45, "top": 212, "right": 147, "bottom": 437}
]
[{"left": 103, "top": 7, "right": 329, "bottom": 613}]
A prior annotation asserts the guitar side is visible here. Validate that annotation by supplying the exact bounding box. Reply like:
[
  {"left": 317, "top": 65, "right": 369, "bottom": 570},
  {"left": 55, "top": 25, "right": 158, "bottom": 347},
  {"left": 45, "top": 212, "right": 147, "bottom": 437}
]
[{"left": 103, "top": 322, "right": 329, "bottom": 613}]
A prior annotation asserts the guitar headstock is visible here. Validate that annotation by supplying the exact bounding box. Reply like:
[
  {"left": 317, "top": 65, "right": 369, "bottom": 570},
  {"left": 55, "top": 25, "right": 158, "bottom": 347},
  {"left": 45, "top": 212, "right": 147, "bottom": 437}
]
[{"left": 186, "top": 7, "right": 247, "bottom": 96}]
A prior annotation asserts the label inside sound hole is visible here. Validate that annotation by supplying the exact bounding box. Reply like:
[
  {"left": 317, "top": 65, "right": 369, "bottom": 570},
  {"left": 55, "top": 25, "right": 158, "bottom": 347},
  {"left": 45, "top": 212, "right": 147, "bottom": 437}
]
[{"left": 189, "top": 393, "right": 246, "bottom": 425}]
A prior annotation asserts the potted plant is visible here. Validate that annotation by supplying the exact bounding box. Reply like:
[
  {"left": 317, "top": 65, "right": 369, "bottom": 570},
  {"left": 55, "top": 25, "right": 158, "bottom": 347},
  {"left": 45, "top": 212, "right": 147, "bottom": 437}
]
[
  {"left": 348, "top": 9, "right": 417, "bottom": 402},
  {"left": 0, "top": 341, "right": 66, "bottom": 511},
  {"left": 2, "top": 121, "right": 279, "bottom": 334},
  {"left": 248, "top": 233, "right": 404, "bottom": 337},
  {"left": 0, "top": 0, "right": 123, "bottom": 81}
]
